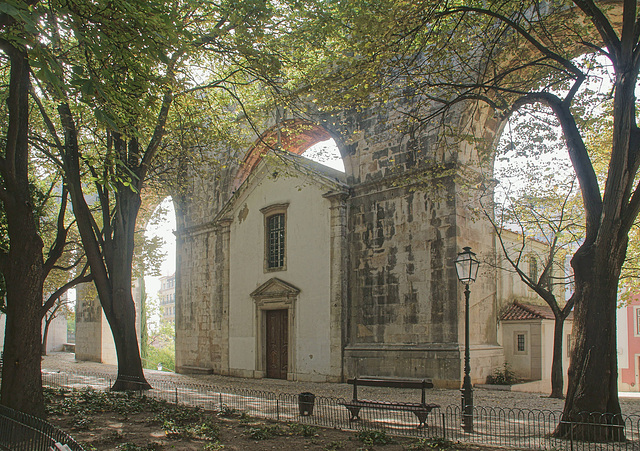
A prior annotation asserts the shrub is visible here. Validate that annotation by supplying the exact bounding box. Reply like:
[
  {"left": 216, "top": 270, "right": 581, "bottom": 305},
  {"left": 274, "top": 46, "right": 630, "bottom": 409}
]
[
  {"left": 486, "top": 363, "right": 519, "bottom": 385},
  {"left": 246, "top": 424, "right": 284, "bottom": 440},
  {"left": 407, "top": 437, "right": 456, "bottom": 450},
  {"left": 288, "top": 422, "right": 318, "bottom": 437},
  {"left": 355, "top": 429, "right": 394, "bottom": 446}
]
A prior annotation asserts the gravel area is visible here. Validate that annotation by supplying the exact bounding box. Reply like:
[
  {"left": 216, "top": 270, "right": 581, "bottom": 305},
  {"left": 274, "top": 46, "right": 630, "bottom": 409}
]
[{"left": 42, "top": 352, "right": 640, "bottom": 416}]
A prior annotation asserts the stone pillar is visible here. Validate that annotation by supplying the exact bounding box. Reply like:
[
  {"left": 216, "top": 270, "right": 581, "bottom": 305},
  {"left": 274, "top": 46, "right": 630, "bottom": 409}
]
[
  {"left": 324, "top": 191, "right": 349, "bottom": 381},
  {"left": 215, "top": 218, "right": 232, "bottom": 375}
]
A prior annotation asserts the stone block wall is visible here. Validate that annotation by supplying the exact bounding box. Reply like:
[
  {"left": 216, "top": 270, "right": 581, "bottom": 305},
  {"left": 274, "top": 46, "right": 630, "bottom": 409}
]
[{"left": 175, "top": 95, "right": 505, "bottom": 385}]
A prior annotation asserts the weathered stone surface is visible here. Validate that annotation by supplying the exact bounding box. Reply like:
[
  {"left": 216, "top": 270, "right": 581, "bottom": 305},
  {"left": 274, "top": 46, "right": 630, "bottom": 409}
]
[{"left": 175, "top": 98, "right": 503, "bottom": 385}]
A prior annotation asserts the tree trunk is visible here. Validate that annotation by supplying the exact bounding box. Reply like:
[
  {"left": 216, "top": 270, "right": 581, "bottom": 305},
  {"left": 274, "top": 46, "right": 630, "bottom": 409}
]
[
  {"left": 59, "top": 107, "right": 150, "bottom": 392},
  {"left": 102, "top": 188, "right": 150, "bottom": 391},
  {"left": 41, "top": 316, "right": 51, "bottom": 356},
  {"left": 549, "top": 317, "right": 565, "bottom": 399},
  {"left": 0, "top": 44, "right": 46, "bottom": 417},
  {"left": 2, "top": 226, "right": 45, "bottom": 417},
  {"left": 554, "top": 242, "right": 625, "bottom": 441},
  {"left": 140, "top": 276, "right": 148, "bottom": 363}
]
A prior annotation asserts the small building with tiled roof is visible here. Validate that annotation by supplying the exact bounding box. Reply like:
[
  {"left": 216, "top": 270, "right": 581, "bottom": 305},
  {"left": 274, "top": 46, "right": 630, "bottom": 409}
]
[{"left": 499, "top": 301, "right": 573, "bottom": 385}]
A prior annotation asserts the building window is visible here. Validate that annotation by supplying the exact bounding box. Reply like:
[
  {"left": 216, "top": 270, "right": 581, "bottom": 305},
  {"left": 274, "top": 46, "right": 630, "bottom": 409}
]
[
  {"left": 566, "top": 334, "right": 572, "bottom": 357},
  {"left": 514, "top": 331, "right": 527, "bottom": 355},
  {"left": 267, "top": 214, "right": 285, "bottom": 268},
  {"left": 528, "top": 256, "right": 538, "bottom": 282},
  {"left": 261, "top": 203, "right": 289, "bottom": 272},
  {"left": 635, "top": 307, "right": 640, "bottom": 336}
]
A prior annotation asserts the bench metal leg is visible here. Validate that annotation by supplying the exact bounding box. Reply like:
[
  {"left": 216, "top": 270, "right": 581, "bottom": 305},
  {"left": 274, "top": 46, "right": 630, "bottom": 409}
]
[
  {"left": 346, "top": 406, "right": 361, "bottom": 421},
  {"left": 413, "top": 410, "right": 429, "bottom": 428}
]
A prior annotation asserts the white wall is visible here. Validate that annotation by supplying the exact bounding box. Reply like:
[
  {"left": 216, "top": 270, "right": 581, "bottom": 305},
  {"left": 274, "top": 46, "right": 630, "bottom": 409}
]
[
  {"left": 500, "top": 318, "right": 572, "bottom": 387},
  {"left": 0, "top": 312, "right": 68, "bottom": 354},
  {"left": 228, "top": 169, "right": 334, "bottom": 380},
  {"left": 45, "top": 315, "right": 68, "bottom": 353}
]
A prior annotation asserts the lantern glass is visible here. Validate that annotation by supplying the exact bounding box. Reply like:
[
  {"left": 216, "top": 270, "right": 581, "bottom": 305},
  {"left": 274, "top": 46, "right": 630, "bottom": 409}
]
[{"left": 455, "top": 246, "right": 480, "bottom": 284}]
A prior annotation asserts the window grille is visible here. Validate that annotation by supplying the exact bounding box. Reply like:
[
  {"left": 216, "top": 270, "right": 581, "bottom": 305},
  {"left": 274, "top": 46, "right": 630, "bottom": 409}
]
[
  {"left": 267, "top": 214, "right": 285, "bottom": 269},
  {"left": 517, "top": 333, "right": 526, "bottom": 352}
]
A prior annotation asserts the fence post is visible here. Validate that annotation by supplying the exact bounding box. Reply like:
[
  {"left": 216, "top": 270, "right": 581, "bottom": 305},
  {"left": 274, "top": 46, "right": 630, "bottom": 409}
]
[
  {"left": 276, "top": 398, "right": 280, "bottom": 422},
  {"left": 175, "top": 387, "right": 178, "bottom": 404},
  {"left": 570, "top": 421, "right": 574, "bottom": 451}
]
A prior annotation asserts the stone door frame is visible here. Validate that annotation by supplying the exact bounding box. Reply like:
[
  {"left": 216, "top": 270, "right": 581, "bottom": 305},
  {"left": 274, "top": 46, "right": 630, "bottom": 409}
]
[{"left": 251, "top": 278, "right": 299, "bottom": 380}]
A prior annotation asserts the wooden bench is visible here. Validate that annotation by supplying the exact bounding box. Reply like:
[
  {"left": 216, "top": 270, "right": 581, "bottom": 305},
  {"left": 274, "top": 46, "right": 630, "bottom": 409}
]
[{"left": 340, "top": 377, "right": 439, "bottom": 428}]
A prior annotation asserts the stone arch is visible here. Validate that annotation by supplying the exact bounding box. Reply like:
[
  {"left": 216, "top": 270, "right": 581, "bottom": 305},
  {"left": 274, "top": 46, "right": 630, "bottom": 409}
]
[{"left": 233, "top": 119, "right": 347, "bottom": 189}]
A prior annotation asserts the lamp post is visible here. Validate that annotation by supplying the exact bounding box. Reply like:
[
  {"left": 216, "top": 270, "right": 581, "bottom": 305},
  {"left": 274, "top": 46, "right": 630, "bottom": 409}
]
[{"left": 454, "top": 246, "right": 480, "bottom": 433}]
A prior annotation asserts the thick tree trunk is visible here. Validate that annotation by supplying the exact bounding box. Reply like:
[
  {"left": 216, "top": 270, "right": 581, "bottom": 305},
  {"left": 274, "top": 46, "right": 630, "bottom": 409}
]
[
  {"left": 554, "top": 242, "right": 624, "bottom": 441},
  {"left": 549, "top": 317, "right": 565, "bottom": 399},
  {"left": 103, "top": 188, "right": 150, "bottom": 391},
  {"left": 59, "top": 108, "right": 150, "bottom": 391},
  {"left": 2, "top": 227, "right": 45, "bottom": 417},
  {"left": 0, "top": 44, "right": 46, "bottom": 417}
]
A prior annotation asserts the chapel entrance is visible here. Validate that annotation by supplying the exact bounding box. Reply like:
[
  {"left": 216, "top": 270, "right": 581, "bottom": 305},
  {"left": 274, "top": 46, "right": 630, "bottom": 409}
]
[{"left": 265, "top": 309, "right": 288, "bottom": 379}]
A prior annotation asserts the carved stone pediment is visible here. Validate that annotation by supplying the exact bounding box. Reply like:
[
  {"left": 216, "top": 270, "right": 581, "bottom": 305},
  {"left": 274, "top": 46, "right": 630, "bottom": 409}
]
[{"left": 251, "top": 278, "right": 300, "bottom": 306}]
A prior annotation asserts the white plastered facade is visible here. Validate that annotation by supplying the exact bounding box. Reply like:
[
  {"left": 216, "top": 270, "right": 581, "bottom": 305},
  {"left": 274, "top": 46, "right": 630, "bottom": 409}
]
[{"left": 215, "top": 154, "right": 349, "bottom": 381}]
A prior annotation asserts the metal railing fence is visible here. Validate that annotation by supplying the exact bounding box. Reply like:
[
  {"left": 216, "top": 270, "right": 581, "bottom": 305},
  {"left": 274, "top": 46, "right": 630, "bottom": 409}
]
[
  {"left": 42, "top": 369, "right": 640, "bottom": 450},
  {"left": 0, "top": 403, "right": 85, "bottom": 451}
]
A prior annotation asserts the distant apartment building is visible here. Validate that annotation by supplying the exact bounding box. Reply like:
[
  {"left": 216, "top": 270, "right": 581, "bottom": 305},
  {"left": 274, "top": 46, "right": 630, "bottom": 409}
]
[{"left": 159, "top": 273, "right": 176, "bottom": 323}]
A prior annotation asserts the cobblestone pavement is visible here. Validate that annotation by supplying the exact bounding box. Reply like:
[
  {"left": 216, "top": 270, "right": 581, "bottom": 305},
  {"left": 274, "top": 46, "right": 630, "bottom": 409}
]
[{"left": 42, "top": 352, "right": 640, "bottom": 416}]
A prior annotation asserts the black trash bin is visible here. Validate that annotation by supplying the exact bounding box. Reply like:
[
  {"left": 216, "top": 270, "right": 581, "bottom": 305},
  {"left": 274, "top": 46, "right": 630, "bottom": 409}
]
[{"left": 298, "top": 392, "right": 315, "bottom": 416}]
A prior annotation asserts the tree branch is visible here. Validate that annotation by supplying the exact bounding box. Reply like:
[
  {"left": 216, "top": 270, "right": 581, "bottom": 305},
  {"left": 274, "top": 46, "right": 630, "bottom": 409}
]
[
  {"left": 40, "top": 264, "right": 92, "bottom": 318},
  {"left": 511, "top": 92, "right": 602, "bottom": 243}
]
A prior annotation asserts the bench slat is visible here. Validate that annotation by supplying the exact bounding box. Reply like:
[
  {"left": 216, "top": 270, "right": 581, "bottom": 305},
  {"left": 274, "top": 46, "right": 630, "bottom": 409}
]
[
  {"left": 341, "top": 400, "right": 439, "bottom": 410},
  {"left": 346, "top": 378, "right": 433, "bottom": 389}
]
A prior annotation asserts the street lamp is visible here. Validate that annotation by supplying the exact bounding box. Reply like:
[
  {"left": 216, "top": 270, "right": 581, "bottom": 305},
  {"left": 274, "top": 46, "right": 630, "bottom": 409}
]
[{"left": 455, "top": 246, "right": 480, "bottom": 433}]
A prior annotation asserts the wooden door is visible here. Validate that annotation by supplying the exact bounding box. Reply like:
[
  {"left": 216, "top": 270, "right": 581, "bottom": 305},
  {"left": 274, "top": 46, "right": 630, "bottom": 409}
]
[{"left": 266, "top": 309, "right": 288, "bottom": 379}]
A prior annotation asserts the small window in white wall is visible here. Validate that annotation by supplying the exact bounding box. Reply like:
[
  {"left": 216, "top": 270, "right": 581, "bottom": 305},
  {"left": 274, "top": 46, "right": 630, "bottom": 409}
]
[{"left": 514, "top": 331, "right": 528, "bottom": 355}]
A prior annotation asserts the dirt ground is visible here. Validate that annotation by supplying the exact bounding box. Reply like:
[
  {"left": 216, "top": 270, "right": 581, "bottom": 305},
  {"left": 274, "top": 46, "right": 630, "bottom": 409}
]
[
  {"left": 45, "top": 388, "right": 504, "bottom": 451},
  {"left": 51, "top": 411, "right": 442, "bottom": 450},
  {"left": 50, "top": 411, "right": 509, "bottom": 451}
]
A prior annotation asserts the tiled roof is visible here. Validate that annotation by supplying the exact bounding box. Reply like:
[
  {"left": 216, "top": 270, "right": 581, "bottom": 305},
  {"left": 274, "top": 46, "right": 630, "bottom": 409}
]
[{"left": 500, "top": 301, "right": 573, "bottom": 321}]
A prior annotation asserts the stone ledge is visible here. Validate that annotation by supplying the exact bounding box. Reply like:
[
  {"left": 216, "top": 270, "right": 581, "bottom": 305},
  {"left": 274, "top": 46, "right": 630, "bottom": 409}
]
[{"left": 178, "top": 365, "right": 214, "bottom": 375}]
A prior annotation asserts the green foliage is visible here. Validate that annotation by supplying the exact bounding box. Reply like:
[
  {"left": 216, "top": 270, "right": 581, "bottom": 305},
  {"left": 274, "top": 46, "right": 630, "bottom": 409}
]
[
  {"left": 46, "top": 387, "right": 221, "bottom": 442},
  {"left": 323, "top": 441, "right": 345, "bottom": 450},
  {"left": 142, "top": 294, "right": 175, "bottom": 372},
  {"left": 162, "top": 418, "right": 220, "bottom": 441},
  {"left": 143, "top": 342, "right": 175, "bottom": 372},
  {"left": 354, "top": 429, "right": 394, "bottom": 446},
  {"left": 406, "top": 437, "right": 456, "bottom": 450},
  {"left": 246, "top": 424, "right": 285, "bottom": 440},
  {"left": 116, "top": 443, "right": 161, "bottom": 451},
  {"left": 287, "top": 422, "right": 318, "bottom": 437},
  {"left": 217, "top": 404, "right": 238, "bottom": 417},
  {"left": 243, "top": 421, "right": 318, "bottom": 440},
  {"left": 486, "top": 364, "right": 519, "bottom": 386},
  {"left": 202, "top": 442, "right": 226, "bottom": 450},
  {"left": 152, "top": 404, "right": 203, "bottom": 426},
  {"left": 72, "top": 415, "right": 93, "bottom": 430},
  {"left": 44, "top": 386, "right": 167, "bottom": 420}
]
